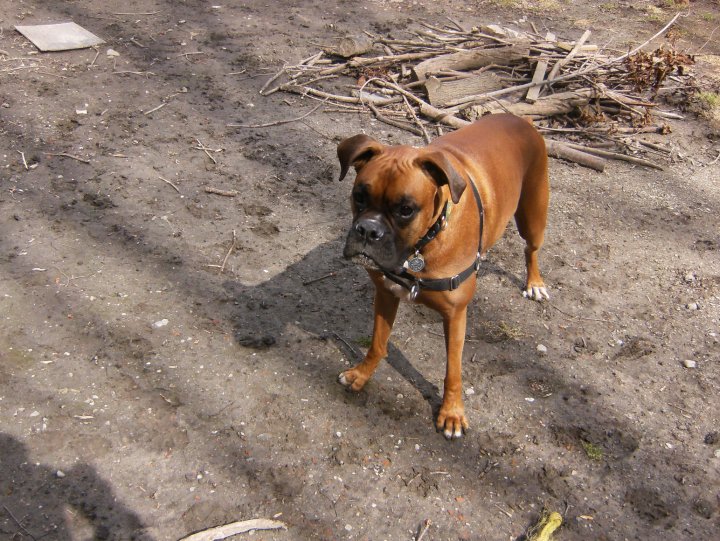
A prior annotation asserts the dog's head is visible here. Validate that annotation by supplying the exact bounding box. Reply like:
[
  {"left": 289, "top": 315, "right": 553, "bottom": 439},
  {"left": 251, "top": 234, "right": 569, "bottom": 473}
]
[{"left": 338, "top": 134, "right": 467, "bottom": 273}]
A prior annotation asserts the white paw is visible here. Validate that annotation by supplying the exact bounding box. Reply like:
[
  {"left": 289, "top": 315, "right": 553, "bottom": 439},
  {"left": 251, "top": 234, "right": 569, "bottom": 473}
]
[
  {"left": 444, "top": 425, "right": 464, "bottom": 440},
  {"left": 338, "top": 372, "right": 349, "bottom": 386},
  {"left": 523, "top": 286, "right": 550, "bottom": 301}
]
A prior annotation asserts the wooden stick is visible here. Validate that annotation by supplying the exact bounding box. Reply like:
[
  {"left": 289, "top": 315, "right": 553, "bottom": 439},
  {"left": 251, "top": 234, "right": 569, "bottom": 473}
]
[
  {"left": 547, "top": 29, "right": 592, "bottom": 81},
  {"left": 177, "top": 519, "right": 286, "bottom": 541},
  {"left": 525, "top": 59, "right": 548, "bottom": 102},
  {"left": 204, "top": 187, "right": 238, "bottom": 197},
  {"left": 113, "top": 70, "right": 156, "bottom": 76},
  {"left": 280, "top": 84, "right": 402, "bottom": 106},
  {"left": 219, "top": 230, "right": 236, "bottom": 275},
  {"left": 89, "top": 48, "right": 100, "bottom": 68},
  {"left": 113, "top": 11, "right": 160, "bottom": 15},
  {"left": 16, "top": 150, "right": 28, "bottom": 170},
  {"left": 143, "top": 102, "right": 166, "bottom": 115},
  {"left": 45, "top": 152, "right": 90, "bottom": 164},
  {"left": 402, "top": 95, "right": 431, "bottom": 143},
  {"left": 545, "top": 141, "right": 606, "bottom": 172},
  {"left": 368, "top": 102, "right": 424, "bottom": 136},
  {"left": 259, "top": 67, "right": 287, "bottom": 95},
  {"left": 158, "top": 175, "right": 181, "bottom": 194},
  {"left": 416, "top": 519, "right": 432, "bottom": 541},
  {"left": 195, "top": 139, "right": 222, "bottom": 163},
  {"left": 318, "top": 51, "right": 437, "bottom": 76},
  {"left": 564, "top": 142, "right": 664, "bottom": 169},
  {"left": 227, "top": 103, "right": 323, "bottom": 128},
  {"left": 445, "top": 13, "right": 684, "bottom": 109},
  {"left": 303, "top": 271, "right": 337, "bottom": 286}
]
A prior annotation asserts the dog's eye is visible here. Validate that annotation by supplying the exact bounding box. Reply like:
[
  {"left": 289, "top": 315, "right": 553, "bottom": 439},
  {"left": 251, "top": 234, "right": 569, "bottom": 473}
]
[
  {"left": 352, "top": 192, "right": 366, "bottom": 209},
  {"left": 397, "top": 205, "right": 415, "bottom": 218}
]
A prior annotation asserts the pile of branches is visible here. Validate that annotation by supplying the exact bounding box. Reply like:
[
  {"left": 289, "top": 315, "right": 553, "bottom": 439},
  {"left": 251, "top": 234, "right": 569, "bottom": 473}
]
[{"left": 260, "top": 13, "right": 696, "bottom": 172}]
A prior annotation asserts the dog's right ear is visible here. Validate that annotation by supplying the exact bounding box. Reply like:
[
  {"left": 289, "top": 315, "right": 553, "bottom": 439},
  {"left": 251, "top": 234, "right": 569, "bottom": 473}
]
[{"left": 337, "top": 134, "right": 383, "bottom": 181}]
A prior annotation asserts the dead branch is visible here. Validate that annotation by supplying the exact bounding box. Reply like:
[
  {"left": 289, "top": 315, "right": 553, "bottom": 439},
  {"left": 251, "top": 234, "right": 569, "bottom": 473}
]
[
  {"left": 228, "top": 103, "right": 323, "bottom": 128},
  {"left": 413, "top": 44, "right": 528, "bottom": 80},
  {"left": 45, "top": 152, "right": 90, "bottom": 164},
  {"left": 545, "top": 141, "right": 606, "bottom": 172},
  {"left": 177, "top": 519, "right": 286, "bottom": 541},
  {"left": 368, "top": 102, "right": 425, "bottom": 136},
  {"left": 204, "top": 187, "right": 238, "bottom": 197},
  {"left": 219, "top": 230, "right": 236, "bottom": 275},
  {"left": 260, "top": 13, "right": 691, "bottom": 171},
  {"left": 563, "top": 142, "right": 664, "bottom": 170},
  {"left": 158, "top": 176, "right": 181, "bottom": 194}
]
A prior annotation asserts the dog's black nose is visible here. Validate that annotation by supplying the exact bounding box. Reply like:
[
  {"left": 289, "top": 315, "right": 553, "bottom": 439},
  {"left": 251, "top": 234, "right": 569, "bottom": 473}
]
[{"left": 354, "top": 217, "right": 386, "bottom": 242}]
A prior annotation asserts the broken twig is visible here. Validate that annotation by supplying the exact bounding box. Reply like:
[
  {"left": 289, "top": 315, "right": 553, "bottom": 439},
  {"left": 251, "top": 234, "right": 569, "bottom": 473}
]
[
  {"left": 45, "top": 152, "right": 90, "bottom": 164},
  {"left": 177, "top": 519, "right": 286, "bottom": 541},
  {"left": 219, "top": 230, "right": 237, "bottom": 275},
  {"left": 204, "top": 187, "right": 238, "bottom": 197},
  {"left": 158, "top": 175, "right": 181, "bottom": 194},
  {"left": 227, "top": 103, "right": 324, "bottom": 128}
]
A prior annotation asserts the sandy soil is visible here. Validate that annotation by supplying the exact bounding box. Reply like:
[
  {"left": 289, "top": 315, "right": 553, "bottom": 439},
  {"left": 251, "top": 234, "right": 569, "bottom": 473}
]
[{"left": 1, "top": 1, "right": 719, "bottom": 540}]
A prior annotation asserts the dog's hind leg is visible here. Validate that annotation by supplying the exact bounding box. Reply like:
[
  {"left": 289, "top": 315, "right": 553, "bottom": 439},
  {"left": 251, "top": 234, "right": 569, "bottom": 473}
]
[{"left": 514, "top": 156, "right": 550, "bottom": 301}]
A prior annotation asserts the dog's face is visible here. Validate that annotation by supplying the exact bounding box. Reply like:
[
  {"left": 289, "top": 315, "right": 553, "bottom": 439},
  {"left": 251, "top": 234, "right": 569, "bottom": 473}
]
[{"left": 338, "top": 135, "right": 467, "bottom": 273}]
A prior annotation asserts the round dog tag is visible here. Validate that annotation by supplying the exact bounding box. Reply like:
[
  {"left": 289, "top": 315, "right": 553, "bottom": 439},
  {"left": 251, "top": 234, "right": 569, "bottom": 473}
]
[{"left": 406, "top": 252, "right": 425, "bottom": 272}]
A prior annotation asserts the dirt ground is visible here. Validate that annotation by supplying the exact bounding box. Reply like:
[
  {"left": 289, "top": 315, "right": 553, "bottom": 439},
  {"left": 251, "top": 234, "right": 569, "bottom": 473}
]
[{"left": 1, "top": 1, "right": 719, "bottom": 540}]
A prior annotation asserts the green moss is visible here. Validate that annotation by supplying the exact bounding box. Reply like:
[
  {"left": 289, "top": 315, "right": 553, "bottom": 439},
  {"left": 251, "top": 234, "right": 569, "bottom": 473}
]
[
  {"left": 581, "top": 440, "right": 604, "bottom": 461},
  {"left": 697, "top": 91, "right": 720, "bottom": 109},
  {"left": 356, "top": 336, "right": 372, "bottom": 348}
]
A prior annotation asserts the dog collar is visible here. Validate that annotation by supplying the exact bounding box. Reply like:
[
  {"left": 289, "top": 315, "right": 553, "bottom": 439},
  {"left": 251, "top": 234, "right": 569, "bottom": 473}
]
[
  {"left": 403, "top": 201, "right": 451, "bottom": 272},
  {"left": 385, "top": 178, "right": 484, "bottom": 300}
]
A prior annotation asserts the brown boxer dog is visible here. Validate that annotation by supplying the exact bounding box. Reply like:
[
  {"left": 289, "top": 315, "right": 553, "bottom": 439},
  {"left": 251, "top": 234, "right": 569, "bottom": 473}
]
[{"left": 337, "top": 113, "right": 550, "bottom": 439}]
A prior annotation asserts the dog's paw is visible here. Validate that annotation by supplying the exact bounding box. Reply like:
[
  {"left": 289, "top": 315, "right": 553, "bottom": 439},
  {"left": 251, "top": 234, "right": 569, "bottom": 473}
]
[
  {"left": 523, "top": 285, "right": 550, "bottom": 301},
  {"left": 338, "top": 368, "right": 369, "bottom": 392},
  {"left": 436, "top": 406, "right": 469, "bottom": 440}
]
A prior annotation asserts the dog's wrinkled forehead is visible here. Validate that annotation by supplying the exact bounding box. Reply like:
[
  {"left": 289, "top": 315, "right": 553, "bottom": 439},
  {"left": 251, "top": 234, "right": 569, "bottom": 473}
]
[{"left": 354, "top": 146, "right": 436, "bottom": 204}]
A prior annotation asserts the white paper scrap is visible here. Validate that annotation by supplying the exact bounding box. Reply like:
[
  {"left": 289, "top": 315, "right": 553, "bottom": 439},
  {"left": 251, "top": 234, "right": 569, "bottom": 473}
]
[{"left": 15, "top": 22, "right": 104, "bottom": 52}]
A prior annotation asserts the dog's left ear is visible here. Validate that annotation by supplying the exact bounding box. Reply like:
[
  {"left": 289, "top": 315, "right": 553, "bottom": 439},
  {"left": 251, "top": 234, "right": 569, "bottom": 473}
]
[
  {"left": 337, "top": 134, "right": 384, "bottom": 181},
  {"left": 416, "top": 151, "right": 467, "bottom": 204}
]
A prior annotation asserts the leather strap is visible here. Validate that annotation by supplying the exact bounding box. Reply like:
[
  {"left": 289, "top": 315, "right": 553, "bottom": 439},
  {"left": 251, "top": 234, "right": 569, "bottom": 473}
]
[{"left": 383, "top": 176, "right": 484, "bottom": 297}]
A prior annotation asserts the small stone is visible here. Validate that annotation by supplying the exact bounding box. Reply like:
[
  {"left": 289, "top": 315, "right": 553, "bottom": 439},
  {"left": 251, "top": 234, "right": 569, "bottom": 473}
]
[
  {"left": 684, "top": 272, "right": 696, "bottom": 283},
  {"left": 335, "top": 431, "right": 342, "bottom": 438},
  {"left": 714, "top": 449, "right": 720, "bottom": 459},
  {"left": 704, "top": 431, "right": 719, "bottom": 445},
  {"left": 344, "top": 524, "right": 352, "bottom": 531},
  {"left": 152, "top": 319, "right": 169, "bottom": 329},
  {"left": 56, "top": 470, "right": 66, "bottom": 478},
  {"left": 536, "top": 344, "right": 548, "bottom": 355},
  {"left": 106, "top": 48, "right": 120, "bottom": 57},
  {"left": 692, "top": 498, "right": 714, "bottom": 519},
  {"left": 682, "top": 359, "right": 697, "bottom": 369},
  {"left": 686, "top": 302, "right": 700, "bottom": 311},
  {"left": 465, "top": 387, "right": 475, "bottom": 396}
]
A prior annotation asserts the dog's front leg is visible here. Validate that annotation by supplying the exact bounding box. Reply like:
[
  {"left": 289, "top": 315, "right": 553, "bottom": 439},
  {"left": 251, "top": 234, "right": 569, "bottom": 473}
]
[
  {"left": 339, "top": 285, "right": 400, "bottom": 391},
  {"left": 437, "top": 306, "right": 470, "bottom": 439}
]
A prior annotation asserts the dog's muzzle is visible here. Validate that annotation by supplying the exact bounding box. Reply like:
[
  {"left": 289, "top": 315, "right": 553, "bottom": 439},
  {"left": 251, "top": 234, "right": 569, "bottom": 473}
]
[
  {"left": 352, "top": 216, "right": 387, "bottom": 243},
  {"left": 344, "top": 213, "right": 404, "bottom": 272}
]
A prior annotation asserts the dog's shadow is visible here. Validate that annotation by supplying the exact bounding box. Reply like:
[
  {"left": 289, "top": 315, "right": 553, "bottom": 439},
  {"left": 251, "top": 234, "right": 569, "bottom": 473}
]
[{"left": 223, "top": 236, "right": 462, "bottom": 418}]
